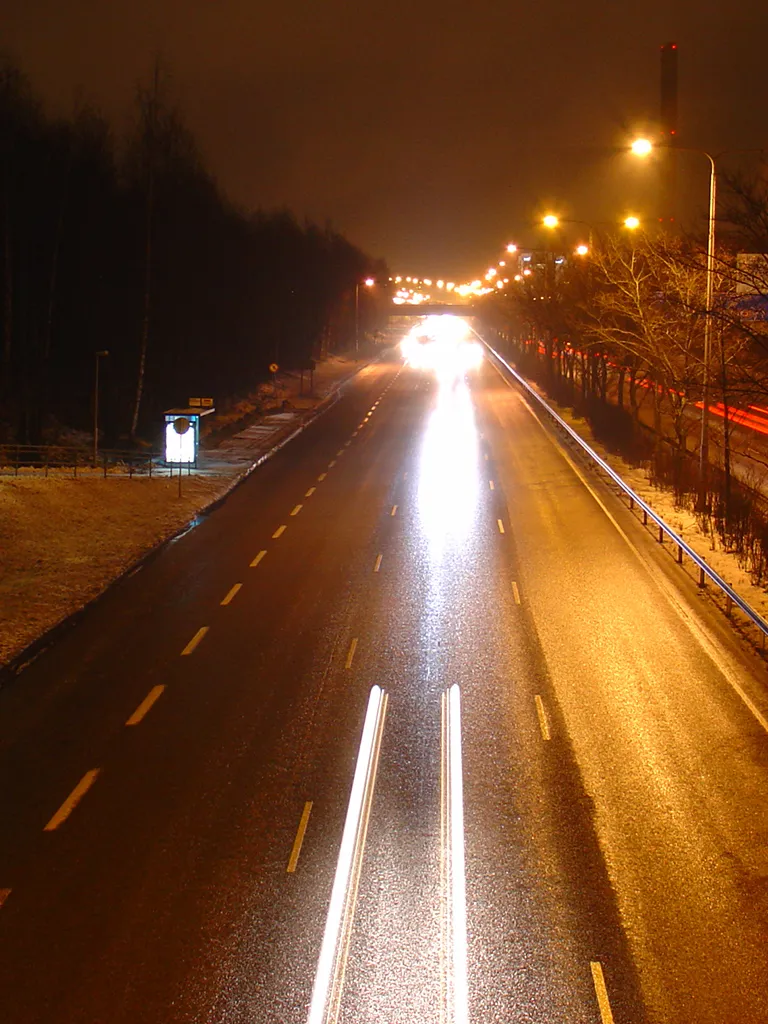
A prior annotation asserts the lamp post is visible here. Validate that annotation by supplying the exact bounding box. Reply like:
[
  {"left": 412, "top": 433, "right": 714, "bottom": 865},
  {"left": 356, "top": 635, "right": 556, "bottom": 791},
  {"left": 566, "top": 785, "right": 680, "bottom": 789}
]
[
  {"left": 355, "top": 277, "right": 375, "bottom": 354},
  {"left": 631, "top": 138, "right": 716, "bottom": 502},
  {"left": 93, "top": 349, "right": 109, "bottom": 467}
]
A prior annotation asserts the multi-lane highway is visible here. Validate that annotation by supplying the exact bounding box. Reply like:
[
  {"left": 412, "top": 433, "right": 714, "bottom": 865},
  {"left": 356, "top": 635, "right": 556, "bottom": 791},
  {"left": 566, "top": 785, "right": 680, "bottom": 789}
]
[{"left": 1, "top": 321, "right": 768, "bottom": 1023}]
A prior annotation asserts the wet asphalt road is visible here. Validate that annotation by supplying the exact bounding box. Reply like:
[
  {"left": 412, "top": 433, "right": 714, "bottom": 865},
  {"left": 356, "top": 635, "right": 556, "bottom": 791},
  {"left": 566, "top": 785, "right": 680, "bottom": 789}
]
[{"left": 1, "top": 336, "right": 768, "bottom": 1023}]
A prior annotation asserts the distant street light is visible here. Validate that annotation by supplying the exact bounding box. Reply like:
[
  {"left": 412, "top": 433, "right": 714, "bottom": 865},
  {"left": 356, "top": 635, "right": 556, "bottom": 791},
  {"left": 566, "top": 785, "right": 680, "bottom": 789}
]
[
  {"left": 631, "top": 137, "right": 653, "bottom": 157},
  {"left": 506, "top": 243, "right": 518, "bottom": 253},
  {"left": 93, "top": 350, "right": 109, "bottom": 467},
  {"left": 543, "top": 213, "right": 641, "bottom": 252},
  {"left": 355, "top": 278, "right": 375, "bottom": 354}
]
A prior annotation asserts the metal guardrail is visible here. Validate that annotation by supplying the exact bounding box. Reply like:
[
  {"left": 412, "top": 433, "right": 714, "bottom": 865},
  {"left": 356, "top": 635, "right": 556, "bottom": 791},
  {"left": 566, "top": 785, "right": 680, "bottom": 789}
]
[
  {"left": 483, "top": 339, "right": 768, "bottom": 643},
  {"left": 0, "top": 445, "right": 163, "bottom": 478}
]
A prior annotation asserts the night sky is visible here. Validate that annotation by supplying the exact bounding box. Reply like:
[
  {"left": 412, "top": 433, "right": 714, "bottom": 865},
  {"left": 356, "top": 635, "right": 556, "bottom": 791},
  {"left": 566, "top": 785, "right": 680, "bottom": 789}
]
[{"left": 6, "top": 1, "right": 768, "bottom": 278}]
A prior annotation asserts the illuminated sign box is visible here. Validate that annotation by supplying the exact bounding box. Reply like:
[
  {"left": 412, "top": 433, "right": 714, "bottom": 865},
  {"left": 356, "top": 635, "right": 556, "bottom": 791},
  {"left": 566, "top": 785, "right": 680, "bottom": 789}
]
[{"left": 163, "top": 404, "right": 215, "bottom": 465}]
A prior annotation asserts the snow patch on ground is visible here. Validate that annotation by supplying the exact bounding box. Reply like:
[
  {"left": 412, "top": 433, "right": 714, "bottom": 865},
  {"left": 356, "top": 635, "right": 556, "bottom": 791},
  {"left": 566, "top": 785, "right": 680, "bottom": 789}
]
[
  {"left": 0, "top": 474, "right": 228, "bottom": 666},
  {"left": 539, "top": 390, "right": 768, "bottom": 639},
  {"left": 0, "top": 350, "right": 375, "bottom": 668}
]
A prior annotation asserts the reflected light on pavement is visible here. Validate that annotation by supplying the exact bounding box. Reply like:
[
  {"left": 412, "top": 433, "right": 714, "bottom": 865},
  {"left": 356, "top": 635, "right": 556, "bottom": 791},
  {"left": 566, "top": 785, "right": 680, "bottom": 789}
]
[{"left": 417, "top": 380, "right": 480, "bottom": 560}]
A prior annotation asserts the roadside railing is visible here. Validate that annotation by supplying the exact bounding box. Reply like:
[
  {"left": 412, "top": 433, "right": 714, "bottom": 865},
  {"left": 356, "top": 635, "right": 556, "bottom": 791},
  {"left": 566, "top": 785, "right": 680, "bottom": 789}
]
[
  {"left": 0, "top": 445, "right": 163, "bottom": 478},
  {"left": 482, "top": 338, "right": 768, "bottom": 646}
]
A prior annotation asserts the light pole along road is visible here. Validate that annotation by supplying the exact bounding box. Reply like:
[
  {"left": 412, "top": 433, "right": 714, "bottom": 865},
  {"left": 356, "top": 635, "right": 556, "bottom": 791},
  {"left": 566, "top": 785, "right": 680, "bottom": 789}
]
[{"left": 0, "top": 323, "right": 767, "bottom": 1023}]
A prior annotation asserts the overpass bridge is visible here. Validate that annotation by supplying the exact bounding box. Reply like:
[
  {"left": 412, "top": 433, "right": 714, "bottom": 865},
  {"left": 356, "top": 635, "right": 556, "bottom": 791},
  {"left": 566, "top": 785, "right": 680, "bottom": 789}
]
[{"left": 391, "top": 303, "right": 479, "bottom": 316}]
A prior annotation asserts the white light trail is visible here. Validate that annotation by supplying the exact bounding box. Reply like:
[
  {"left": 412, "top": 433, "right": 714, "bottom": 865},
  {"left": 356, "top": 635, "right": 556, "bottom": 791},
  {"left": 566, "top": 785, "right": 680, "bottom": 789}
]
[
  {"left": 307, "top": 685, "right": 388, "bottom": 1024},
  {"left": 442, "top": 684, "right": 469, "bottom": 1024}
]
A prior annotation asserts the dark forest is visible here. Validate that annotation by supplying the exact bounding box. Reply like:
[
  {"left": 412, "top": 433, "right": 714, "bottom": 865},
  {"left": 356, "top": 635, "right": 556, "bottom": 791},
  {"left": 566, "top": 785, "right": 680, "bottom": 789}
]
[{"left": 0, "top": 59, "right": 386, "bottom": 447}]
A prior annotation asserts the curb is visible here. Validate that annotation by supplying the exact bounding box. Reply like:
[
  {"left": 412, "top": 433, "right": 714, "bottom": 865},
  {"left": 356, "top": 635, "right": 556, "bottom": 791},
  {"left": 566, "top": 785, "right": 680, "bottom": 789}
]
[{"left": 0, "top": 356, "right": 374, "bottom": 687}]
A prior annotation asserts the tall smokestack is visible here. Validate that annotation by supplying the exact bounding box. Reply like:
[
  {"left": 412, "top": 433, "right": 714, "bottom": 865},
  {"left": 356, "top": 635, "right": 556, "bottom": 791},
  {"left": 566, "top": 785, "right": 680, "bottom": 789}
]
[{"left": 660, "top": 42, "right": 678, "bottom": 226}]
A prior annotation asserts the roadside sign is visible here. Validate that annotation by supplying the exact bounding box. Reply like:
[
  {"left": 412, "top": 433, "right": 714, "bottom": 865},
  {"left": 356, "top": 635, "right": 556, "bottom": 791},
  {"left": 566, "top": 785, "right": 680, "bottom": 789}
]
[{"left": 188, "top": 397, "right": 213, "bottom": 408}]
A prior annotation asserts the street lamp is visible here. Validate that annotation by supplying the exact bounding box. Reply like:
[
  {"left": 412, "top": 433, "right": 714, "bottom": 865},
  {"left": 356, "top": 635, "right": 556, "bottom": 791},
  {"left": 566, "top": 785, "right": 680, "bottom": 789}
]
[
  {"left": 355, "top": 278, "right": 375, "bottom": 354},
  {"left": 93, "top": 350, "right": 109, "bottom": 467},
  {"left": 631, "top": 137, "right": 716, "bottom": 500}
]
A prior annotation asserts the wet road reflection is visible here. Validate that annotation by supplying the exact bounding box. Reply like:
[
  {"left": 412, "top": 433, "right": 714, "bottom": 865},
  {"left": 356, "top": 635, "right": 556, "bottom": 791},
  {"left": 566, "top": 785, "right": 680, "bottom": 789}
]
[{"left": 417, "top": 379, "right": 481, "bottom": 561}]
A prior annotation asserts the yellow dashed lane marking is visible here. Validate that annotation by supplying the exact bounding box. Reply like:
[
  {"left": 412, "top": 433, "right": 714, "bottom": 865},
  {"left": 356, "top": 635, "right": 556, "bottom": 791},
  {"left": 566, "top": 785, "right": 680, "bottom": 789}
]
[
  {"left": 126, "top": 685, "right": 165, "bottom": 726},
  {"left": 181, "top": 626, "right": 209, "bottom": 655},
  {"left": 44, "top": 769, "right": 101, "bottom": 831},
  {"left": 286, "top": 801, "right": 314, "bottom": 873},
  {"left": 345, "top": 638, "right": 358, "bottom": 669}
]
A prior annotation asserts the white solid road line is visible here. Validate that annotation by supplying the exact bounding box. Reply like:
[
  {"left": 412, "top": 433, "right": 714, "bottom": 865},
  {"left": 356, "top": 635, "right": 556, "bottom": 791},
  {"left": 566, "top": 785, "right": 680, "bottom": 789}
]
[
  {"left": 497, "top": 519, "right": 505, "bottom": 534},
  {"left": 181, "top": 626, "right": 209, "bottom": 656},
  {"left": 514, "top": 385, "right": 768, "bottom": 739},
  {"left": 534, "top": 695, "right": 551, "bottom": 740},
  {"left": 373, "top": 554, "right": 383, "bottom": 573},
  {"left": 391, "top": 505, "right": 398, "bottom": 516},
  {"left": 287, "top": 801, "right": 314, "bottom": 874},
  {"left": 220, "top": 583, "right": 242, "bottom": 606},
  {"left": 590, "top": 961, "right": 616, "bottom": 1024},
  {"left": 44, "top": 769, "right": 101, "bottom": 831},
  {"left": 345, "top": 638, "right": 358, "bottom": 670},
  {"left": 441, "top": 685, "right": 469, "bottom": 1024},
  {"left": 307, "top": 686, "right": 388, "bottom": 1024},
  {"left": 250, "top": 550, "right": 267, "bottom": 568},
  {"left": 305, "top": 487, "right": 316, "bottom": 497},
  {"left": 272, "top": 525, "right": 287, "bottom": 539},
  {"left": 291, "top": 504, "right": 303, "bottom": 516},
  {"left": 512, "top": 581, "right": 521, "bottom": 605},
  {"left": 0, "top": 889, "right": 10, "bottom": 909},
  {"left": 126, "top": 685, "right": 166, "bottom": 726}
]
